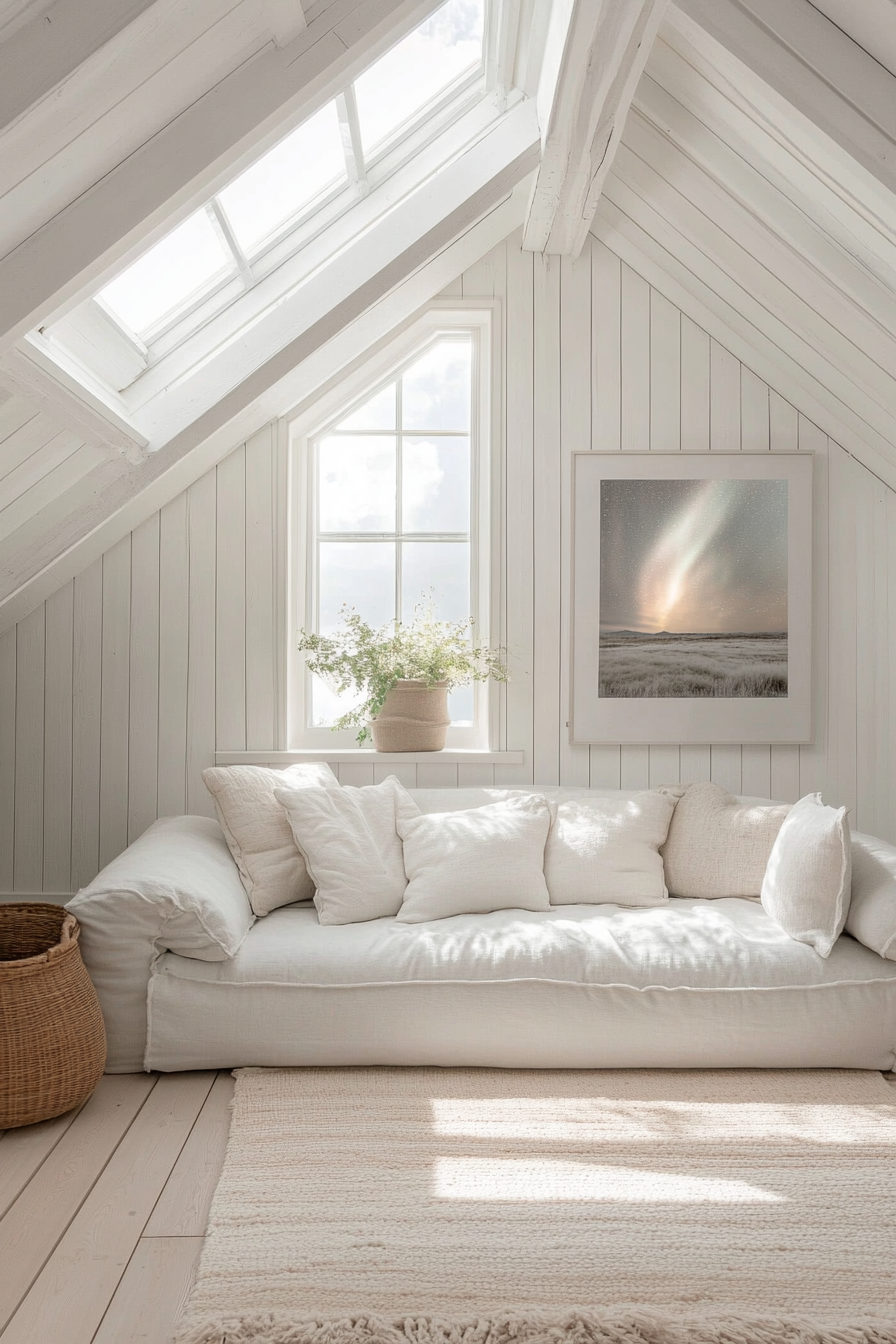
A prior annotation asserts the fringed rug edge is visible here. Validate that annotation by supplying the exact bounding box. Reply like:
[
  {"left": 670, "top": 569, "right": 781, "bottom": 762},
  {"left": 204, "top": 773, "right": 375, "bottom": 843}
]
[{"left": 173, "top": 1307, "right": 896, "bottom": 1344}]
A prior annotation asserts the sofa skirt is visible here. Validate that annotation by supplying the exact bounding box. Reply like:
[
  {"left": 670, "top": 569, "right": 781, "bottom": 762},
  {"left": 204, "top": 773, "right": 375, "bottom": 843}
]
[{"left": 144, "top": 972, "right": 896, "bottom": 1072}]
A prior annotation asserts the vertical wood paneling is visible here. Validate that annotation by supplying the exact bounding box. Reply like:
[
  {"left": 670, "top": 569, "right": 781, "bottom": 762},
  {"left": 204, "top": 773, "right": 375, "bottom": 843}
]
[
  {"left": 99, "top": 536, "right": 131, "bottom": 870},
  {"left": 186, "top": 472, "right": 217, "bottom": 817},
  {"left": 532, "top": 254, "right": 561, "bottom": 784},
  {"left": 158, "top": 495, "right": 189, "bottom": 817},
  {"left": 42, "top": 583, "right": 73, "bottom": 891},
  {"left": 559, "top": 249, "right": 591, "bottom": 787},
  {"left": 4, "top": 241, "right": 896, "bottom": 891},
  {"left": 0, "top": 627, "right": 15, "bottom": 891},
  {"left": 13, "top": 606, "right": 43, "bottom": 891},
  {"left": 71, "top": 559, "right": 102, "bottom": 890},
  {"left": 215, "top": 445, "right": 247, "bottom": 752},
  {"left": 589, "top": 240, "right": 622, "bottom": 789},
  {"left": 245, "top": 426, "right": 276, "bottom": 752},
  {"left": 128, "top": 513, "right": 160, "bottom": 843},
  {"left": 797, "top": 417, "right": 829, "bottom": 800},
  {"left": 494, "top": 232, "right": 534, "bottom": 787}
]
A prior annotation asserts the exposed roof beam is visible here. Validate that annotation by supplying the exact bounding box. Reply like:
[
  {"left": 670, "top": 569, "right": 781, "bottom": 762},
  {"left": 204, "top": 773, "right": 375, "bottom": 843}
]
[
  {"left": 0, "top": 0, "right": 440, "bottom": 350},
  {"left": 265, "top": 0, "right": 305, "bottom": 47},
  {"left": 523, "top": 0, "right": 667, "bottom": 256},
  {"left": 674, "top": 0, "right": 896, "bottom": 200},
  {"left": 0, "top": 0, "right": 159, "bottom": 132}
]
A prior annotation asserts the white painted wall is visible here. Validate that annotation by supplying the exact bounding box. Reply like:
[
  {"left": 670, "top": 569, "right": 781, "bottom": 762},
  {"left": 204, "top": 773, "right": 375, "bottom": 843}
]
[{"left": 2, "top": 228, "right": 895, "bottom": 895}]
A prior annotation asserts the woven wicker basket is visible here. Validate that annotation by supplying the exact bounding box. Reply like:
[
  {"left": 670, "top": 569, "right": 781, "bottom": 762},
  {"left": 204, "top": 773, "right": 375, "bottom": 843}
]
[{"left": 0, "top": 904, "right": 106, "bottom": 1129}]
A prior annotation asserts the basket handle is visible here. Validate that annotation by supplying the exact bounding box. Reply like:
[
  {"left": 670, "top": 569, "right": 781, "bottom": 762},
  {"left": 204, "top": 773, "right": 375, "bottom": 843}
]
[{"left": 48, "top": 913, "right": 81, "bottom": 958}]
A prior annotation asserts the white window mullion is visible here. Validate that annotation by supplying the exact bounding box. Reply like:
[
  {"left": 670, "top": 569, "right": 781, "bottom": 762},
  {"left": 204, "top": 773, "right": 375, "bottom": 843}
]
[
  {"left": 206, "top": 201, "right": 255, "bottom": 287},
  {"left": 336, "top": 89, "right": 369, "bottom": 196},
  {"left": 395, "top": 376, "right": 403, "bottom": 622}
]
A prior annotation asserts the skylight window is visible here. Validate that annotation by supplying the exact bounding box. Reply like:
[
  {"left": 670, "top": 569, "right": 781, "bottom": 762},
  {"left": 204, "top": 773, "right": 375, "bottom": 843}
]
[
  {"left": 218, "top": 101, "right": 346, "bottom": 254},
  {"left": 354, "top": 0, "right": 484, "bottom": 155},
  {"left": 98, "top": 209, "right": 235, "bottom": 337}
]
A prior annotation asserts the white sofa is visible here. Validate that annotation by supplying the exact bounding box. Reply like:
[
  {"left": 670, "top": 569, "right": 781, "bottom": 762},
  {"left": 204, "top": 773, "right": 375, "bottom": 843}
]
[{"left": 68, "top": 786, "right": 896, "bottom": 1074}]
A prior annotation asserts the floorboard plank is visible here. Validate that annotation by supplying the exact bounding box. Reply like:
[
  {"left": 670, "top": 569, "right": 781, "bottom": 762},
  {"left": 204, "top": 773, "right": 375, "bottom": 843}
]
[
  {"left": 0, "top": 1072, "right": 214, "bottom": 1344},
  {"left": 144, "top": 1071, "right": 233, "bottom": 1238},
  {"left": 0, "top": 1074, "right": 157, "bottom": 1332},
  {"left": 0, "top": 1103, "right": 83, "bottom": 1219},
  {"left": 90, "top": 1236, "right": 204, "bottom": 1344}
]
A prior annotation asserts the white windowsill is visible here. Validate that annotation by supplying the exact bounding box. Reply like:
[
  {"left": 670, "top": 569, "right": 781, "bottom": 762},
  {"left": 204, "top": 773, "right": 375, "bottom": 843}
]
[{"left": 215, "top": 750, "right": 524, "bottom": 765}]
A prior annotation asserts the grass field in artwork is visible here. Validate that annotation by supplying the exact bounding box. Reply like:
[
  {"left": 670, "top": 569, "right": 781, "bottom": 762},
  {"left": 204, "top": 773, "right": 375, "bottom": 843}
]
[{"left": 598, "top": 630, "right": 787, "bottom": 698}]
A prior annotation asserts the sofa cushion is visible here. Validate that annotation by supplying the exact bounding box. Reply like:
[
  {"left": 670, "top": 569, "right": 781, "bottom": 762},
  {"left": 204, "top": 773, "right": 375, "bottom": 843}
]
[
  {"left": 145, "top": 897, "right": 896, "bottom": 1071},
  {"left": 545, "top": 790, "right": 675, "bottom": 906},
  {"left": 276, "top": 776, "right": 419, "bottom": 925},
  {"left": 847, "top": 832, "right": 896, "bottom": 960},
  {"left": 203, "top": 762, "right": 339, "bottom": 916},
  {"left": 660, "top": 781, "right": 791, "bottom": 899},
  {"left": 396, "top": 795, "right": 552, "bottom": 923}
]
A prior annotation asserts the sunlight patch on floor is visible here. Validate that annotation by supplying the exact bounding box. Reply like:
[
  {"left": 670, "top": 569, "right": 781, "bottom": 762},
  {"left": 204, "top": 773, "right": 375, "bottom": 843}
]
[{"left": 431, "top": 1157, "right": 784, "bottom": 1202}]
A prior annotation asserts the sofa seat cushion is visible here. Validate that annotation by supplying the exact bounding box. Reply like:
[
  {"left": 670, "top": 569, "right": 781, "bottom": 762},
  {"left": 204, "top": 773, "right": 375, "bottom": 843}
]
[
  {"left": 145, "top": 898, "right": 896, "bottom": 1073},
  {"left": 151, "top": 897, "right": 896, "bottom": 993}
]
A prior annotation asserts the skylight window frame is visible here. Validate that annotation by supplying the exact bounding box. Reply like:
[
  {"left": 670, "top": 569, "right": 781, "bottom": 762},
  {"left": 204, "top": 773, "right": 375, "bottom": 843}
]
[{"left": 37, "top": 0, "right": 503, "bottom": 409}]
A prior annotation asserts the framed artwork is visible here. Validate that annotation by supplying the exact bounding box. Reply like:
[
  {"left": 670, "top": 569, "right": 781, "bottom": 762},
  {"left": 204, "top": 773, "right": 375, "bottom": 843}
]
[{"left": 570, "top": 452, "right": 814, "bottom": 745}]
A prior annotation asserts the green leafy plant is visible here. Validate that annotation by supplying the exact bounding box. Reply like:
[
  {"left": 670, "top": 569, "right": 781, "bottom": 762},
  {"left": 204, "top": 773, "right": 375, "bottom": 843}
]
[{"left": 298, "top": 604, "right": 509, "bottom": 743}]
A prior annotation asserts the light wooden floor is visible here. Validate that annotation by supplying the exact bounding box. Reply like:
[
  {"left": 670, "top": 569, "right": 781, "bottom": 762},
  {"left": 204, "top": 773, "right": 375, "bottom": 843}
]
[
  {"left": 0, "top": 1071, "right": 233, "bottom": 1344},
  {"left": 2, "top": 1068, "right": 895, "bottom": 1343}
]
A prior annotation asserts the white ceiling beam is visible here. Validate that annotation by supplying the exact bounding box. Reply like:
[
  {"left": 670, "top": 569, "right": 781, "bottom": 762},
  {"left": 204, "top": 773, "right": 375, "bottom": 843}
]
[
  {"left": 0, "top": 0, "right": 159, "bottom": 132},
  {"left": 265, "top": 0, "right": 305, "bottom": 47},
  {"left": 522, "top": 0, "right": 667, "bottom": 257},
  {"left": 0, "top": 0, "right": 440, "bottom": 350},
  {"left": 673, "top": 0, "right": 896, "bottom": 200}
]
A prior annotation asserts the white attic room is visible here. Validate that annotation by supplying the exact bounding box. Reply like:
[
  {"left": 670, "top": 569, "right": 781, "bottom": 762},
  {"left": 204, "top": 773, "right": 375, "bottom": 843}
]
[{"left": 1, "top": 1, "right": 896, "bottom": 1342}]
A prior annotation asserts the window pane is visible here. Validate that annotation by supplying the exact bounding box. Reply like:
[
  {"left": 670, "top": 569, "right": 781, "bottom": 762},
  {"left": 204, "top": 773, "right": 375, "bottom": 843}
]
[
  {"left": 448, "top": 683, "right": 474, "bottom": 725},
  {"left": 311, "top": 675, "right": 366, "bottom": 728},
  {"left": 335, "top": 383, "right": 396, "bottom": 431},
  {"left": 402, "top": 540, "right": 470, "bottom": 623},
  {"left": 354, "top": 0, "right": 484, "bottom": 155},
  {"left": 318, "top": 436, "right": 396, "bottom": 532},
  {"left": 99, "top": 210, "right": 234, "bottom": 336},
  {"left": 402, "top": 339, "right": 471, "bottom": 431},
  {"left": 318, "top": 541, "right": 395, "bottom": 634},
  {"left": 218, "top": 102, "right": 346, "bottom": 253},
  {"left": 403, "top": 436, "right": 470, "bottom": 532}
]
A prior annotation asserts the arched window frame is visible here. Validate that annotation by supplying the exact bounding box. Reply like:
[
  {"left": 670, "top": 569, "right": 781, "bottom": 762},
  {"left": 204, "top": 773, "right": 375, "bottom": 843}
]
[{"left": 285, "top": 302, "right": 502, "bottom": 752}]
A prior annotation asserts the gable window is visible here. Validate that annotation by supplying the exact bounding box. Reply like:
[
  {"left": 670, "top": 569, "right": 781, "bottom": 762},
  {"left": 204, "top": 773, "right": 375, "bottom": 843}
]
[{"left": 289, "top": 309, "right": 496, "bottom": 749}]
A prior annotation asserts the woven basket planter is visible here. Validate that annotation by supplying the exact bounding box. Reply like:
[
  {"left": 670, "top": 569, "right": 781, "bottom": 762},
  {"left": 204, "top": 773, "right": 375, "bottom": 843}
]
[
  {"left": 0, "top": 904, "right": 106, "bottom": 1129},
  {"left": 370, "top": 679, "right": 451, "bottom": 752}
]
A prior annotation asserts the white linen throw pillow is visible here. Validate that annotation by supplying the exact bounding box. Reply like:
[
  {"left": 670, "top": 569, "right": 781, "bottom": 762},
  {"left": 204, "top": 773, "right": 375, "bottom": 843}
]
[
  {"left": 760, "top": 792, "right": 851, "bottom": 957},
  {"left": 396, "top": 795, "right": 552, "bottom": 923},
  {"left": 546, "top": 790, "right": 675, "bottom": 906},
  {"left": 275, "top": 776, "right": 419, "bottom": 925},
  {"left": 202, "top": 762, "right": 339, "bottom": 916},
  {"left": 660, "top": 781, "right": 791, "bottom": 899}
]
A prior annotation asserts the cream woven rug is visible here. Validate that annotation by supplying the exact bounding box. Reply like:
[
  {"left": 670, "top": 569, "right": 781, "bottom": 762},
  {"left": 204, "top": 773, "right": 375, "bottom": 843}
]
[{"left": 175, "top": 1068, "right": 896, "bottom": 1344}]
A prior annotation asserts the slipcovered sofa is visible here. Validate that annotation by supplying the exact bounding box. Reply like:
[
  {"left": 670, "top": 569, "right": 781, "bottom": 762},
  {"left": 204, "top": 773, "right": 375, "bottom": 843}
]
[{"left": 69, "top": 785, "right": 896, "bottom": 1074}]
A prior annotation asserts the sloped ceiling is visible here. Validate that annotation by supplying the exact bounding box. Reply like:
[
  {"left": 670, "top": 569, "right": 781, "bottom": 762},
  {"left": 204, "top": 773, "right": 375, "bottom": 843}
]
[{"left": 1, "top": 0, "right": 896, "bottom": 632}]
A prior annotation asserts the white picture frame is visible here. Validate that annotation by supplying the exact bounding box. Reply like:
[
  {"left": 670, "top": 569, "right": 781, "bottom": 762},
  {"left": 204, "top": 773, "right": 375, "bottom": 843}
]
[{"left": 570, "top": 452, "right": 814, "bottom": 745}]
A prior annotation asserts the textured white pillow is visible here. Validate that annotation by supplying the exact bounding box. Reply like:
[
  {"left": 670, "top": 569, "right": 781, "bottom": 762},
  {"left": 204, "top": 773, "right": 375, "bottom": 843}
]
[
  {"left": 546, "top": 790, "right": 675, "bottom": 906},
  {"left": 275, "top": 776, "right": 419, "bottom": 926},
  {"left": 846, "top": 831, "right": 896, "bottom": 960},
  {"left": 396, "top": 795, "right": 552, "bottom": 924},
  {"left": 202, "top": 762, "right": 339, "bottom": 917},
  {"left": 660, "top": 781, "right": 791, "bottom": 899},
  {"left": 761, "top": 792, "right": 851, "bottom": 957}
]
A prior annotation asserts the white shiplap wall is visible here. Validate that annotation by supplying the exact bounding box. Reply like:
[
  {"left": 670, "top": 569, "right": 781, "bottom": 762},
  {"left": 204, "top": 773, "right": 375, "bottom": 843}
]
[{"left": 2, "top": 230, "right": 895, "bottom": 895}]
